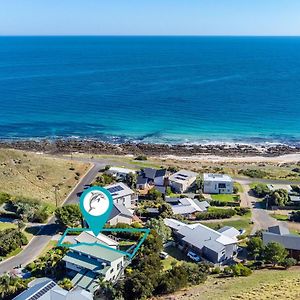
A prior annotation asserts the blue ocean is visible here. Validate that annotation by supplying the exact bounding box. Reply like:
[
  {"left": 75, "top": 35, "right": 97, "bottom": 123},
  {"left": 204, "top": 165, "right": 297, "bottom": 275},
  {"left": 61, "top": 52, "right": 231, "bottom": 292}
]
[{"left": 0, "top": 36, "right": 300, "bottom": 145}]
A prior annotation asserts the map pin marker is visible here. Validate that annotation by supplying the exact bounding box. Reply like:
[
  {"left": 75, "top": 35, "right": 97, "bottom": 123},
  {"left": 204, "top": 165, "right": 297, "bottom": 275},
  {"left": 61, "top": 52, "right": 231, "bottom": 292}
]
[{"left": 79, "top": 186, "right": 113, "bottom": 236}]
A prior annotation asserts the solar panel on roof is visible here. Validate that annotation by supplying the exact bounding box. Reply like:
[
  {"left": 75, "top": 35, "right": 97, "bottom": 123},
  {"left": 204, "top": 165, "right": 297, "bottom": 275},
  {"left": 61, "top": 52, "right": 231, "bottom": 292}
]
[
  {"left": 107, "top": 186, "right": 124, "bottom": 193},
  {"left": 28, "top": 281, "right": 56, "bottom": 300}
]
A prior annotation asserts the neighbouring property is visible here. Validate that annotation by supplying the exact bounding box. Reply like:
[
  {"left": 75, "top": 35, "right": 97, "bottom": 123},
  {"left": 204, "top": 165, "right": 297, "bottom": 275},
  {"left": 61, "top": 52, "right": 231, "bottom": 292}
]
[
  {"left": 203, "top": 173, "right": 233, "bottom": 194},
  {"left": 107, "top": 166, "right": 136, "bottom": 180},
  {"left": 13, "top": 277, "right": 93, "bottom": 300},
  {"left": 108, "top": 203, "right": 135, "bottom": 226},
  {"left": 166, "top": 197, "right": 210, "bottom": 218},
  {"left": 169, "top": 169, "right": 198, "bottom": 193},
  {"left": 164, "top": 218, "right": 239, "bottom": 263},
  {"left": 263, "top": 225, "right": 300, "bottom": 259},
  {"left": 137, "top": 168, "right": 168, "bottom": 193},
  {"left": 105, "top": 182, "right": 137, "bottom": 208}
]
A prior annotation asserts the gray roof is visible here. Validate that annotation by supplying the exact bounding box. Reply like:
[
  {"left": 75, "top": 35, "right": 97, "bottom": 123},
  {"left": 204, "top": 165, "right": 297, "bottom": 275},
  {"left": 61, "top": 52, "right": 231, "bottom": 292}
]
[
  {"left": 268, "top": 225, "right": 290, "bottom": 235},
  {"left": 164, "top": 218, "right": 237, "bottom": 253},
  {"left": 263, "top": 231, "right": 300, "bottom": 251},
  {"left": 169, "top": 198, "right": 210, "bottom": 215},
  {"left": 203, "top": 173, "right": 232, "bottom": 182},
  {"left": 137, "top": 175, "right": 148, "bottom": 185},
  {"left": 105, "top": 182, "right": 134, "bottom": 199},
  {"left": 13, "top": 278, "right": 93, "bottom": 300},
  {"left": 218, "top": 226, "right": 240, "bottom": 239},
  {"left": 143, "top": 168, "right": 167, "bottom": 179},
  {"left": 109, "top": 203, "right": 133, "bottom": 220}
]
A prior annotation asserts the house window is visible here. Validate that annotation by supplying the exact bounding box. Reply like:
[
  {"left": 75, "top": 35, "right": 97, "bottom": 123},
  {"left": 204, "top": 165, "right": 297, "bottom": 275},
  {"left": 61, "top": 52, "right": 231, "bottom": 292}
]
[
  {"left": 117, "top": 262, "right": 122, "bottom": 270},
  {"left": 218, "top": 183, "right": 226, "bottom": 189},
  {"left": 110, "top": 268, "right": 114, "bottom": 273}
]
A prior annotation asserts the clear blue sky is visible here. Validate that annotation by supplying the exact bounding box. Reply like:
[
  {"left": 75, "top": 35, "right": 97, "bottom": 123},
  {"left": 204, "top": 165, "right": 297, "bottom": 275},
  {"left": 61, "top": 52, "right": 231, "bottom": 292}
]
[{"left": 1, "top": 0, "right": 300, "bottom": 36}]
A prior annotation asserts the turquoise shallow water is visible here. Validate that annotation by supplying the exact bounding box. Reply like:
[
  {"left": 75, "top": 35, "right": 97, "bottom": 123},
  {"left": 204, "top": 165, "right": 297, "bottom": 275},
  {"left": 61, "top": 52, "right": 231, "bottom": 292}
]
[{"left": 0, "top": 36, "right": 300, "bottom": 144}]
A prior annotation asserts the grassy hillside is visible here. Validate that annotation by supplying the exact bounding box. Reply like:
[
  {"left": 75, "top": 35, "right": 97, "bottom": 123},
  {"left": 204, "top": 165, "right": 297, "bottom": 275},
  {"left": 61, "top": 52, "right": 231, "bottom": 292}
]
[
  {"left": 160, "top": 268, "right": 300, "bottom": 300},
  {"left": 0, "top": 149, "right": 89, "bottom": 205}
]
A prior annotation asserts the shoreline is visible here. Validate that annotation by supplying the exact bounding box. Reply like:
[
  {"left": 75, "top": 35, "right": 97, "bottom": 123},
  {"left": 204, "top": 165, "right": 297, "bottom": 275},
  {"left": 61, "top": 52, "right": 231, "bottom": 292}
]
[{"left": 1, "top": 139, "right": 300, "bottom": 158}]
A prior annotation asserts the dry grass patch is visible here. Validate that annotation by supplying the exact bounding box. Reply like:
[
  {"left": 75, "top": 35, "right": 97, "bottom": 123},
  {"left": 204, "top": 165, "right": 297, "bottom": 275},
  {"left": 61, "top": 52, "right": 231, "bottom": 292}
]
[{"left": 0, "top": 149, "right": 89, "bottom": 205}]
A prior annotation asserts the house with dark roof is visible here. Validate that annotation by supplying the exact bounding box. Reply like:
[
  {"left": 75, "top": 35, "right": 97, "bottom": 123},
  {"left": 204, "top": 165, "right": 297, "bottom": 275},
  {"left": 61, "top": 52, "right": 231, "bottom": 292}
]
[
  {"left": 137, "top": 168, "right": 168, "bottom": 192},
  {"left": 13, "top": 277, "right": 93, "bottom": 300},
  {"left": 164, "top": 218, "right": 239, "bottom": 263},
  {"left": 105, "top": 182, "right": 137, "bottom": 209},
  {"left": 262, "top": 225, "right": 300, "bottom": 259}
]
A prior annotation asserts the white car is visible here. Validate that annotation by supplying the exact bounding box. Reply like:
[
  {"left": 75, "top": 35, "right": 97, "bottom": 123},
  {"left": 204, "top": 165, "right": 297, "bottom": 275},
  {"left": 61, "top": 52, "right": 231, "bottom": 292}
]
[{"left": 187, "top": 251, "right": 201, "bottom": 262}]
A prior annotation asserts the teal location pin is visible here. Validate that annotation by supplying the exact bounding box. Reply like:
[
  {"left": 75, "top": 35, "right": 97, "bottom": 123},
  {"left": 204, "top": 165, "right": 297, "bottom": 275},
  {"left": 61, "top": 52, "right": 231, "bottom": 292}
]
[{"left": 79, "top": 186, "right": 113, "bottom": 236}]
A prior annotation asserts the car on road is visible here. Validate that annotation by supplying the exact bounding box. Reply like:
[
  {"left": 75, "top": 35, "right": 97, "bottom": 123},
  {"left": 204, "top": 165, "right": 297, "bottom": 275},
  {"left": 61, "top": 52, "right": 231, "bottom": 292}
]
[{"left": 187, "top": 251, "right": 201, "bottom": 262}]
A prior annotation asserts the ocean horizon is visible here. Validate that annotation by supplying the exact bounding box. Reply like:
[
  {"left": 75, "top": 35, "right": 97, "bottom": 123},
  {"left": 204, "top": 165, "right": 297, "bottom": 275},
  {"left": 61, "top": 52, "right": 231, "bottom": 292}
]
[{"left": 1, "top": 36, "right": 300, "bottom": 145}]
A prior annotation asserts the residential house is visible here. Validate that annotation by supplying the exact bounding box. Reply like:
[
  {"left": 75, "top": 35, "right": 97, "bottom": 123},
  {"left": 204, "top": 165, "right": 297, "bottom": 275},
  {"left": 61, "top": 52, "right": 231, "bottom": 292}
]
[
  {"left": 63, "top": 244, "right": 125, "bottom": 292},
  {"left": 137, "top": 168, "right": 168, "bottom": 192},
  {"left": 75, "top": 231, "right": 119, "bottom": 249},
  {"left": 107, "top": 203, "right": 134, "bottom": 226},
  {"left": 105, "top": 182, "right": 137, "bottom": 208},
  {"left": 203, "top": 173, "right": 233, "bottom": 194},
  {"left": 166, "top": 197, "right": 210, "bottom": 218},
  {"left": 13, "top": 277, "right": 93, "bottom": 300},
  {"left": 169, "top": 170, "right": 198, "bottom": 193},
  {"left": 107, "top": 167, "right": 136, "bottom": 180},
  {"left": 263, "top": 225, "right": 300, "bottom": 259},
  {"left": 164, "top": 218, "right": 239, "bottom": 263}
]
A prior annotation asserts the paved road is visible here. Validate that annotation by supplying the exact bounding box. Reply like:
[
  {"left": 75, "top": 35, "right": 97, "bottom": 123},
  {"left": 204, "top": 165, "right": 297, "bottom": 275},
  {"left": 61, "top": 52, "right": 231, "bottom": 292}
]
[
  {"left": 238, "top": 183, "right": 288, "bottom": 235},
  {"left": 0, "top": 162, "right": 104, "bottom": 275}
]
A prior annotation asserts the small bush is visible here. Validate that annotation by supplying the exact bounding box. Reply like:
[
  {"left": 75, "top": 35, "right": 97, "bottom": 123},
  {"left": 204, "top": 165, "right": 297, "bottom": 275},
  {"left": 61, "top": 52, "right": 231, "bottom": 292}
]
[{"left": 135, "top": 155, "right": 147, "bottom": 161}]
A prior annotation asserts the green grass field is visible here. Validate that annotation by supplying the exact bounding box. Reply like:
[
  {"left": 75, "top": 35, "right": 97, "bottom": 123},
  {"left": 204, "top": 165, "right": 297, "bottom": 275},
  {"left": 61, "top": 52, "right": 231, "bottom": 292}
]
[
  {"left": 0, "top": 149, "right": 89, "bottom": 205},
  {"left": 270, "top": 213, "right": 289, "bottom": 221},
  {"left": 211, "top": 194, "right": 240, "bottom": 202}
]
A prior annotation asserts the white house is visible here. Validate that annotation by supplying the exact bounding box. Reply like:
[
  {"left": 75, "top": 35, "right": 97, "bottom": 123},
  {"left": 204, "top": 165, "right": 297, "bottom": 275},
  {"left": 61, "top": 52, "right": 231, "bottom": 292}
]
[
  {"left": 169, "top": 170, "right": 198, "bottom": 193},
  {"left": 63, "top": 244, "right": 125, "bottom": 292},
  {"left": 107, "top": 166, "right": 136, "bottom": 180},
  {"left": 107, "top": 203, "right": 134, "bottom": 226},
  {"left": 164, "top": 218, "right": 239, "bottom": 263},
  {"left": 105, "top": 182, "right": 137, "bottom": 208},
  {"left": 75, "top": 231, "right": 119, "bottom": 249},
  {"left": 13, "top": 277, "right": 93, "bottom": 300},
  {"left": 203, "top": 173, "right": 233, "bottom": 194},
  {"left": 166, "top": 197, "right": 210, "bottom": 217}
]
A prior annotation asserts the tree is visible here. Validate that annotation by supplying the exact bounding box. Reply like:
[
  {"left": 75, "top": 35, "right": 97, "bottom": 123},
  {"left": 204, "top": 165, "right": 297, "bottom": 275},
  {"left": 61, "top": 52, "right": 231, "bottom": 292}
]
[
  {"left": 158, "top": 203, "right": 173, "bottom": 218},
  {"left": 58, "top": 278, "right": 73, "bottom": 291},
  {"left": 147, "top": 188, "right": 162, "bottom": 200},
  {"left": 0, "top": 275, "right": 28, "bottom": 299},
  {"left": 263, "top": 242, "right": 288, "bottom": 266},
  {"left": 282, "top": 257, "right": 297, "bottom": 269},
  {"left": 55, "top": 204, "right": 82, "bottom": 229},
  {"left": 251, "top": 183, "right": 270, "bottom": 198},
  {"left": 146, "top": 218, "right": 171, "bottom": 243},
  {"left": 246, "top": 236, "right": 264, "bottom": 260},
  {"left": 290, "top": 211, "right": 300, "bottom": 222},
  {"left": 268, "top": 189, "right": 289, "bottom": 206},
  {"left": 125, "top": 172, "right": 137, "bottom": 189}
]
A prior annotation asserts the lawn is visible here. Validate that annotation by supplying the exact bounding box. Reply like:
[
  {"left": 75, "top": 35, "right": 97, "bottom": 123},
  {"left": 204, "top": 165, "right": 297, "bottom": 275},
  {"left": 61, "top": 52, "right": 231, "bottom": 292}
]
[
  {"left": 270, "top": 213, "right": 289, "bottom": 221},
  {"left": 234, "top": 182, "right": 243, "bottom": 193},
  {"left": 162, "top": 268, "right": 300, "bottom": 300},
  {"left": 162, "top": 245, "right": 186, "bottom": 270},
  {"left": 201, "top": 214, "right": 253, "bottom": 235},
  {"left": 0, "top": 222, "right": 16, "bottom": 231},
  {"left": 211, "top": 194, "right": 240, "bottom": 202},
  {"left": 0, "top": 149, "right": 89, "bottom": 205}
]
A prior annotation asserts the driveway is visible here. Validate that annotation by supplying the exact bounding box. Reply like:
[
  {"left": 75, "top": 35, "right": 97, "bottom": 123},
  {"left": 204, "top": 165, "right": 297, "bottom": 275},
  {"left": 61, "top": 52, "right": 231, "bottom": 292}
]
[{"left": 0, "top": 162, "right": 104, "bottom": 275}]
